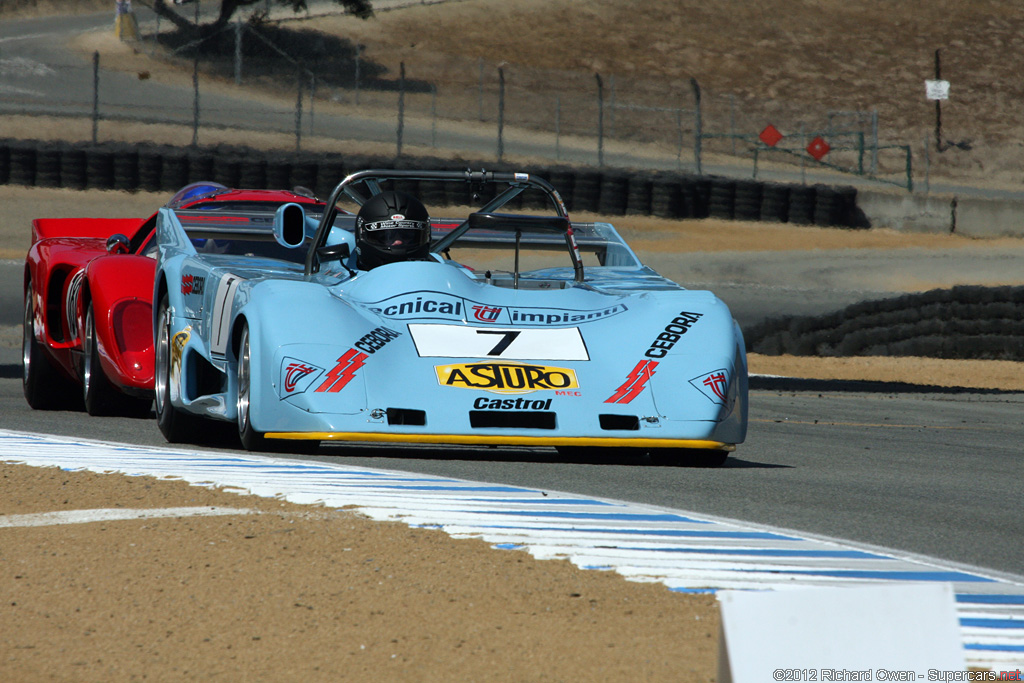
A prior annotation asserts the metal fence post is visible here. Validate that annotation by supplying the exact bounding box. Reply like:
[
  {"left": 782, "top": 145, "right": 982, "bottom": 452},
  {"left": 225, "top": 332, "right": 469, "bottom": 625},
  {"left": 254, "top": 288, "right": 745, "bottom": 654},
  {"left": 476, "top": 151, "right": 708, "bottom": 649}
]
[
  {"left": 478, "top": 57, "right": 484, "bottom": 121},
  {"left": 397, "top": 62, "right": 405, "bottom": 157},
  {"left": 595, "top": 73, "right": 604, "bottom": 167},
  {"left": 309, "top": 74, "right": 316, "bottom": 135},
  {"left": 497, "top": 67, "right": 505, "bottom": 162},
  {"left": 905, "top": 145, "right": 913, "bottom": 193},
  {"left": 354, "top": 44, "right": 362, "bottom": 105},
  {"left": 295, "top": 76, "right": 303, "bottom": 152},
  {"left": 555, "top": 95, "right": 561, "bottom": 161},
  {"left": 234, "top": 20, "right": 243, "bottom": 85},
  {"left": 92, "top": 51, "right": 100, "bottom": 144},
  {"left": 430, "top": 84, "right": 437, "bottom": 147},
  {"left": 871, "top": 108, "right": 879, "bottom": 174},
  {"left": 691, "top": 78, "right": 702, "bottom": 176},
  {"left": 191, "top": 56, "right": 200, "bottom": 147},
  {"left": 675, "top": 108, "right": 683, "bottom": 171},
  {"left": 608, "top": 74, "right": 616, "bottom": 138}
]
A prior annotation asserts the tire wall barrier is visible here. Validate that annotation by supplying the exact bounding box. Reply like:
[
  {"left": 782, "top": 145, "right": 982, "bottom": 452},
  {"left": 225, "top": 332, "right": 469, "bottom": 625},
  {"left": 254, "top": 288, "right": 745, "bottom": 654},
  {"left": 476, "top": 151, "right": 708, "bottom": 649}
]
[
  {"left": 0, "top": 139, "right": 868, "bottom": 228},
  {"left": 745, "top": 285, "right": 1024, "bottom": 362}
]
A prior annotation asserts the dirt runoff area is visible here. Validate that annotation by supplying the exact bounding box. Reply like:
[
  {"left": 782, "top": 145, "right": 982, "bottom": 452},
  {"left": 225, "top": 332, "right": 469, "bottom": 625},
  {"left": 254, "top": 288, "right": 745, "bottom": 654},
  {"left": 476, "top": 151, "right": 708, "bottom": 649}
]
[{"left": 0, "top": 463, "right": 719, "bottom": 682}]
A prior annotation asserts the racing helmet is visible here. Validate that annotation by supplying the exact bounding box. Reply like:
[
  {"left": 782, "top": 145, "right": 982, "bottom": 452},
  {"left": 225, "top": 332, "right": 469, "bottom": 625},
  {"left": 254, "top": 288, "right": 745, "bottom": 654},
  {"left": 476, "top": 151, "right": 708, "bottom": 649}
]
[{"left": 355, "top": 190, "right": 431, "bottom": 270}]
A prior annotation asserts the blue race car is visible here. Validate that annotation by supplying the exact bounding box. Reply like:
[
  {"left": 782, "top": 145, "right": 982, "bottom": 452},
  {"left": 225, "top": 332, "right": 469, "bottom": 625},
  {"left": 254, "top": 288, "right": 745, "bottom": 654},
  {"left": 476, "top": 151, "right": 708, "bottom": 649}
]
[{"left": 153, "top": 169, "right": 747, "bottom": 465}]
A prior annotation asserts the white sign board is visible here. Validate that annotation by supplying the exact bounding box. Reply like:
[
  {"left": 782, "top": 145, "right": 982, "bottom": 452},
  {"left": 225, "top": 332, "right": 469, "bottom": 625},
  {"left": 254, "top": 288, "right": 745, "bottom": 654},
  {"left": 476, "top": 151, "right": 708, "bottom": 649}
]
[
  {"left": 925, "top": 79, "right": 950, "bottom": 100},
  {"left": 717, "top": 583, "right": 965, "bottom": 683}
]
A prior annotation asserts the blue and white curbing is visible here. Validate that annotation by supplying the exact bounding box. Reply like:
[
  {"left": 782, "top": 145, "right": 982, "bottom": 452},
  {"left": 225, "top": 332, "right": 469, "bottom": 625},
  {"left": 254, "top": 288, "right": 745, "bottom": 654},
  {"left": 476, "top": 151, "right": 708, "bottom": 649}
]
[{"left": 1, "top": 428, "right": 1022, "bottom": 670}]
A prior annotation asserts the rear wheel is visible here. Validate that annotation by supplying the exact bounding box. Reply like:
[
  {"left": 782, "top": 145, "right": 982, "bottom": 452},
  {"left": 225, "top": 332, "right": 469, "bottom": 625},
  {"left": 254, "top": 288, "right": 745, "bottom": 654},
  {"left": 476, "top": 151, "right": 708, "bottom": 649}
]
[
  {"left": 154, "top": 293, "right": 203, "bottom": 442},
  {"left": 82, "top": 301, "right": 151, "bottom": 417},
  {"left": 22, "top": 284, "right": 77, "bottom": 410}
]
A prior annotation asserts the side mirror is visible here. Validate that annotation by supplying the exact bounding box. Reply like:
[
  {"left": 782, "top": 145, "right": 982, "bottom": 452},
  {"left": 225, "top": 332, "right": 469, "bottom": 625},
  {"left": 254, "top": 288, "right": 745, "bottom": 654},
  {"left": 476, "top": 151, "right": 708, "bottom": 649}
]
[
  {"left": 273, "top": 203, "right": 308, "bottom": 249},
  {"left": 106, "top": 233, "right": 130, "bottom": 255},
  {"left": 317, "top": 243, "right": 350, "bottom": 264}
]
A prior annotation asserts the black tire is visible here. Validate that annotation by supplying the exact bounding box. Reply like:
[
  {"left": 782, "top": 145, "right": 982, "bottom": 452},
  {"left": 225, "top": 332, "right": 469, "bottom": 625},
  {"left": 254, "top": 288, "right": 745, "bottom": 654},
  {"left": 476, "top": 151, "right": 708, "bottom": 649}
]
[
  {"left": 82, "top": 302, "right": 152, "bottom": 417},
  {"left": 648, "top": 448, "right": 729, "bottom": 468},
  {"left": 788, "top": 186, "right": 816, "bottom": 225},
  {"left": 22, "top": 285, "right": 78, "bottom": 410},
  {"left": 85, "top": 147, "right": 115, "bottom": 190},
  {"left": 650, "top": 176, "right": 681, "bottom": 219},
  {"left": 238, "top": 155, "right": 267, "bottom": 190},
  {"left": 60, "top": 145, "right": 88, "bottom": 191},
  {"left": 154, "top": 294, "right": 204, "bottom": 442},
  {"left": 113, "top": 146, "right": 139, "bottom": 192},
  {"left": 708, "top": 178, "right": 736, "bottom": 219},
  {"left": 597, "top": 173, "right": 629, "bottom": 216},
  {"left": 237, "top": 323, "right": 319, "bottom": 453},
  {"left": 160, "top": 153, "right": 189, "bottom": 192},
  {"left": 186, "top": 150, "right": 214, "bottom": 185},
  {"left": 35, "top": 144, "right": 61, "bottom": 188},
  {"left": 625, "top": 173, "right": 653, "bottom": 216},
  {"left": 733, "top": 180, "right": 763, "bottom": 221},
  {"left": 236, "top": 323, "right": 267, "bottom": 451},
  {"left": 9, "top": 143, "right": 36, "bottom": 186}
]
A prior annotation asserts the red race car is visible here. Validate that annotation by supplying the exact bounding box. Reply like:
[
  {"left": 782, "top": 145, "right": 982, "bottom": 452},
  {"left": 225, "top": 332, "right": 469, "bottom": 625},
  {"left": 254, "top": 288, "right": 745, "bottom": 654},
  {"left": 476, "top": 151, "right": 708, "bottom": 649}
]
[{"left": 23, "top": 183, "right": 325, "bottom": 416}]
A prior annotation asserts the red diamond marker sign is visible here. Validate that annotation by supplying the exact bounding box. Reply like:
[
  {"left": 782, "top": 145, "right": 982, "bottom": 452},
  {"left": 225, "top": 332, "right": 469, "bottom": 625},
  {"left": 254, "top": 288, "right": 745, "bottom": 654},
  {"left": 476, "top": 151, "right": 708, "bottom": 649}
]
[
  {"left": 759, "top": 124, "right": 784, "bottom": 147},
  {"left": 806, "top": 136, "right": 831, "bottom": 161}
]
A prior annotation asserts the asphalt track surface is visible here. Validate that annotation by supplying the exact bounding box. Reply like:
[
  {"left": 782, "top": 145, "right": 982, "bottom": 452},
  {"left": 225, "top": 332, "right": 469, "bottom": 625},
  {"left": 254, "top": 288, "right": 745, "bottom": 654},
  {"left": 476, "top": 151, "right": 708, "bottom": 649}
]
[{"left": 2, "top": 373, "right": 1022, "bottom": 579}]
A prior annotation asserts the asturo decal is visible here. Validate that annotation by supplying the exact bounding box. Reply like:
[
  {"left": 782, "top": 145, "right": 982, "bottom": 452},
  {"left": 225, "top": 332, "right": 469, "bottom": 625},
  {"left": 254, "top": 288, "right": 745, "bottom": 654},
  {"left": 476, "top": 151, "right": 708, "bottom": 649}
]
[
  {"left": 436, "top": 362, "right": 579, "bottom": 395},
  {"left": 690, "top": 369, "right": 730, "bottom": 405},
  {"left": 605, "top": 359, "right": 658, "bottom": 404},
  {"left": 279, "top": 358, "right": 324, "bottom": 399}
]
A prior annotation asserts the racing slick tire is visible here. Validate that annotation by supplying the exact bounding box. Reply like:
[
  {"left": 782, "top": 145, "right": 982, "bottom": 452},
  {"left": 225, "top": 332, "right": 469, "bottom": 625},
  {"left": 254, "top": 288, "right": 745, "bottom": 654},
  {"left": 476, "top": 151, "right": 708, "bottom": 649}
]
[
  {"left": 236, "top": 323, "right": 319, "bottom": 454},
  {"left": 648, "top": 448, "right": 729, "bottom": 468},
  {"left": 22, "top": 284, "right": 79, "bottom": 410},
  {"left": 154, "top": 294, "right": 204, "bottom": 442},
  {"left": 82, "top": 302, "right": 152, "bottom": 418}
]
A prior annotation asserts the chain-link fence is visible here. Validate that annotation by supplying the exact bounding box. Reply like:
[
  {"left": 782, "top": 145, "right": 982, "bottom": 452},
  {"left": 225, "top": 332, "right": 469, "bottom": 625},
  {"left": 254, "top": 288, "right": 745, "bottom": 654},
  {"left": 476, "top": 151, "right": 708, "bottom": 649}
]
[{"left": 0, "top": 4, "right": 915, "bottom": 190}]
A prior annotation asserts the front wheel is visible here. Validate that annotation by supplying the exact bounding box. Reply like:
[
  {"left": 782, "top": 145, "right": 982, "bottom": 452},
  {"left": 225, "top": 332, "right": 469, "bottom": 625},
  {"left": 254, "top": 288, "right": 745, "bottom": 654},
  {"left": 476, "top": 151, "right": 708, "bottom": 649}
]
[
  {"left": 82, "top": 301, "right": 151, "bottom": 418},
  {"left": 154, "top": 294, "right": 203, "bottom": 442},
  {"left": 237, "top": 323, "right": 318, "bottom": 454}
]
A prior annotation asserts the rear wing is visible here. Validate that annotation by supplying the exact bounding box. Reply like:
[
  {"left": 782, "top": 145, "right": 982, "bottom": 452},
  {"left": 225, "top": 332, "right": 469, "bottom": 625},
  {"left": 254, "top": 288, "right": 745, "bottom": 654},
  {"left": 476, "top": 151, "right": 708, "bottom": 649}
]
[{"left": 31, "top": 217, "right": 146, "bottom": 244}]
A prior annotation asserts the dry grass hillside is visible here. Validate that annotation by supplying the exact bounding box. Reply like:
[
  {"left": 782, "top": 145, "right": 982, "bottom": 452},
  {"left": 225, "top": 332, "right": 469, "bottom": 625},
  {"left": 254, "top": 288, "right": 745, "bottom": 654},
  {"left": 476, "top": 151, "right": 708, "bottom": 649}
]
[{"left": 313, "top": 0, "right": 1024, "bottom": 188}]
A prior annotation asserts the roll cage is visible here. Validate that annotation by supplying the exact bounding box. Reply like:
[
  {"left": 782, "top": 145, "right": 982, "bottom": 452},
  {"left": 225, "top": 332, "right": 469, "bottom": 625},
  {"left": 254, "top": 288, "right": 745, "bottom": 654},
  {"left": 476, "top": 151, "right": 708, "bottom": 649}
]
[{"left": 305, "top": 169, "right": 585, "bottom": 284}]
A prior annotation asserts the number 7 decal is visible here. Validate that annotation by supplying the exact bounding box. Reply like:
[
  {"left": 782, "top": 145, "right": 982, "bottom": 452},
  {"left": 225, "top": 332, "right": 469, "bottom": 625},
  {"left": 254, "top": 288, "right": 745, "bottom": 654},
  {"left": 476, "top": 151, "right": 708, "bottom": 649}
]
[{"left": 476, "top": 330, "right": 521, "bottom": 356}]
